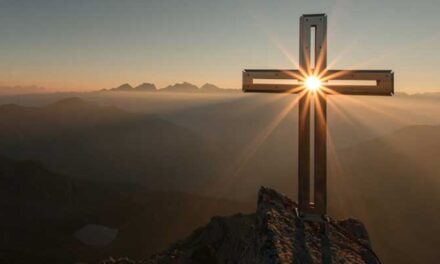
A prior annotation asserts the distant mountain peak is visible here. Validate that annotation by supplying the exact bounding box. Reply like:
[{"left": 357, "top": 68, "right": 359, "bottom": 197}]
[
  {"left": 161, "top": 82, "right": 199, "bottom": 92},
  {"left": 134, "top": 83, "right": 157, "bottom": 91},
  {"left": 113, "top": 83, "right": 134, "bottom": 91},
  {"left": 103, "top": 83, "right": 157, "bottom": 92},
  {"left": 101, "top": 82, "right": 239, "bottom": 93},
  {"left": 200, "top": 83, "right": 221, "bottom": 91}
]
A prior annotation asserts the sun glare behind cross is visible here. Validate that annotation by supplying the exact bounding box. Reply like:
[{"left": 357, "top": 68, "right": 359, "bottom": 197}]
[{"left": 304, "top": 76, "right": 321, "bottom": 92}]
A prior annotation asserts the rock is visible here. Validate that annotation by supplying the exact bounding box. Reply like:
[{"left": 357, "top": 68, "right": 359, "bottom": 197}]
[
  {"left": 102, "top": 187, "right": 381, "bottom": 264},
  {"left": 254, "top": 187, "right": 379, "bottom": 264}
]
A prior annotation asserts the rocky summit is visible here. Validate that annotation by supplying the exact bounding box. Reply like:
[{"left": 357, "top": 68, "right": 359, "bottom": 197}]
[{"left": 101, "top": 187, "right": 381, "bottom": 264}]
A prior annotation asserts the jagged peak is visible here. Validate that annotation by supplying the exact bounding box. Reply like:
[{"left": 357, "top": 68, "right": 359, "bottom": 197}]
[
  {"left": 134, "top": 82, "right": 157, "bottom": 91},
  {"left": 161, "top": 82, "right": 199, "bottom": 91},
  {"left": 200, "top": 83, "right": 220, "bottom": 90}
]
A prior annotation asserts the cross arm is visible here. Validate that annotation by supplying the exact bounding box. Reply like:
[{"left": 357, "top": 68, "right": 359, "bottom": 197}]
[{"left": 242, "top": 69, "right": 394, "bottom": 95}]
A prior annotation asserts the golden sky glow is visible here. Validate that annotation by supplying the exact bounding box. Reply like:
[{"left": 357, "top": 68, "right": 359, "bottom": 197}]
[{"left": 0, "top": 0, "right": 439, "bottom": 93}]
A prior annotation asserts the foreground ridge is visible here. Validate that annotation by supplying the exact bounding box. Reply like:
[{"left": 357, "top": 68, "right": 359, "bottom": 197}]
[{"left": 101, "top": 187, "right": 380, "bottom": 264}]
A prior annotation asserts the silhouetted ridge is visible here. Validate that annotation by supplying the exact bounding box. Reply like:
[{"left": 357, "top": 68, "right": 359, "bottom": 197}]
[
  {"left": 161, "top": 82, "right": 199, "bottom": 92},
  {"left": 103, "top": 83, "right": 157, "bottom": 92},
  {"left": 113, "top": 83, "right": 134, "bottom": 91},
  {"left": 135, "top": 83, "right": 156, "bottom": 91},
  {"left": 0, "top": 155, "right": 252, "bottom": 263},
  {"left": 200, "top": 83, "right": 221, "bottom": 91},
  {"left": 0, "top": 155, "right": 75, "bottom": 201},
  {"left": 100, "top": 82, "right": 239, "bottom": 93}
]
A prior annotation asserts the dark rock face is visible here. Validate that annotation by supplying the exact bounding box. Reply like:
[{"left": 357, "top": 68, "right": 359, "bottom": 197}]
[
  {"left": 102, "top": 187, "right": 381, "bottom": 264},
  {"left": 255, "top": 187, "right": 379, "bottom": 264}
]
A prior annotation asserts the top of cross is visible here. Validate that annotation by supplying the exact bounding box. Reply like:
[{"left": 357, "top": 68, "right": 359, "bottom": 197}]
[{"left": 243, "top": 13, "right": 393, "bottom": 96}]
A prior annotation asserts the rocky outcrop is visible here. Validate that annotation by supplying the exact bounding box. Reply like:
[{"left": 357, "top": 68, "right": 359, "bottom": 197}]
[{"left": 101, "top": 187, "right": 381, "bottom": 264}]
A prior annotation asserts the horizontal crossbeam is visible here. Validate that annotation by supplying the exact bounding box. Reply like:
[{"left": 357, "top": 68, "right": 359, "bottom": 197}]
[{"left": 243, "top": 69, "right": 394, "bottom": 95}]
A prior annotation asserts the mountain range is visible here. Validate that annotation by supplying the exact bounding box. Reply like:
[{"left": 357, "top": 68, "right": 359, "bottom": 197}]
[
  {"left": 1, "top": 95, "right": 440, "bottom": 263},
  {"left": 0, "top": 154, "right": 253, "bottom": 263},
  {"left": 0, "top": 97, "right": 219, "bottom": 191},
  {"left": 102, "top": 82, "right": 238, "bottom": 93}
]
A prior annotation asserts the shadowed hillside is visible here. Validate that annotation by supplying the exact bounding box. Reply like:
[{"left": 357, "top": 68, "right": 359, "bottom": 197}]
[
  {"left": 1, "top": 94, "right": 440, "bottom": 263},
  {"left": 0, "top": 155, "right": 253, "bottom": 263},
  {"left": 0, "top": 98, "right": 218, "bottom": 192},
  {"left": 331, "top": 125, "right": 440, "bottom": 264}
]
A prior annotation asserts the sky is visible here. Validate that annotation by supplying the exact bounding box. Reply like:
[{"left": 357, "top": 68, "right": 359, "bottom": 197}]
[{"left": 0, "top": 0, "right": 439, "bottom": 93}]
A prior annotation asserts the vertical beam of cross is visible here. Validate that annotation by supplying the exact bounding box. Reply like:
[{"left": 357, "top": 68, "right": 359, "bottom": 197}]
[
  {"left": 298, "top": 14, "right": 328, "bottom": 215},
  {"left": 242, "top": 13, "right": 393, "bottom": 218}
]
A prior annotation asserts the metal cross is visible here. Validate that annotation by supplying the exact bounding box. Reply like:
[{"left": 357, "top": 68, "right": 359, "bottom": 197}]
[{"left": 243, "top": 14, "right": 394, "bottom": 217}]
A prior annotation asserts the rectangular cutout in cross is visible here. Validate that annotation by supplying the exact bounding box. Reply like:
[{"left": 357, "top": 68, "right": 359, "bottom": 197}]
[
  {"left": 310, "top": 26, "right": 316, "bottom": 70},
  {"left": 327, "top": 80, "right": 377, "bottom": 86},
  {"left": 253, "top": 79, "right": 301, "bottom": 85}
]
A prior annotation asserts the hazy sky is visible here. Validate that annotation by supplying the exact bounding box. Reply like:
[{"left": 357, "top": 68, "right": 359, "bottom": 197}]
[{"left": 0, "top": 0, "right": 439, "bottom": 92}]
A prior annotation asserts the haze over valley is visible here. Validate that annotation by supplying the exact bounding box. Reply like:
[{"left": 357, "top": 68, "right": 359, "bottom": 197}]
[{"left": 1, "top": 90, "right": 440, "bottom": 263}]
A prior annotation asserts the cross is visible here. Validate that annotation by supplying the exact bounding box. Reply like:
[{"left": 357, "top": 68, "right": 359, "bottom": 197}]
[{"left": 242, "top": 14, "right": 394, "bottom": 218}]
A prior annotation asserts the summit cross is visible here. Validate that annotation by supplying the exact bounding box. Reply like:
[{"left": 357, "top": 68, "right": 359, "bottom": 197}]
[{"left": 242, "top": 14, "right": 394, "bottom": 218}]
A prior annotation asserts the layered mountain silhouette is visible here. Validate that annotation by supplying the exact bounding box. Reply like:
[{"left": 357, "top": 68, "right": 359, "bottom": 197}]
[
  {"left": 0, "top": 97, "right": 216, "bottom": 190},
  {"left": 161, "top": 82, "right": 199, "bottom": 92},
  {"left": 199, "top": 83, "right": 222, "bottom": 92},
  {"left": 1, "top": 95, "right": 440, "bottom": 264},
  {"left": 101, "top": 82, "right": 237, "bottom": 93},
  {"left": 104, "top": 83, "right": 157, "bottom": 92},
  {"left": 332, "top": 125, "right": 440, "bottom": 264}
]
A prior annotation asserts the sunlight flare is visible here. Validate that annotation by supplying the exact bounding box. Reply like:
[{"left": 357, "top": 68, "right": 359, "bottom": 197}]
[{"left": 304, "top": 76, "right": 322, "bottom": 92}]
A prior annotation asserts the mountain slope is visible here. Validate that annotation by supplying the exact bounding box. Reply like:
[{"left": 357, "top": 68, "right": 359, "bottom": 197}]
[
  {"left": 160, "top": 82, "right": 199, "bottom": 92},
  {"left": 0, "top": 98, "right": 214, "bottom": 191},
  {"left": 333, "top": 125, "right": 440, "bottom": 264},
  {"left": 0, "top": 155, "right": 254, "bottom": 263}
]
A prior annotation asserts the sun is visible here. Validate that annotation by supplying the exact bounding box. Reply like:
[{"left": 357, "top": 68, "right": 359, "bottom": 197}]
[{"left": 304, "top": 76, "right": 321, "bottom": 91}]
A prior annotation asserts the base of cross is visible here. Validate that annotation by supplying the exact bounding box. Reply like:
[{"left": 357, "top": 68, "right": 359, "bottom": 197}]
[{"left": 295, "top": 207, "right": 330, "bottom": 223}]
